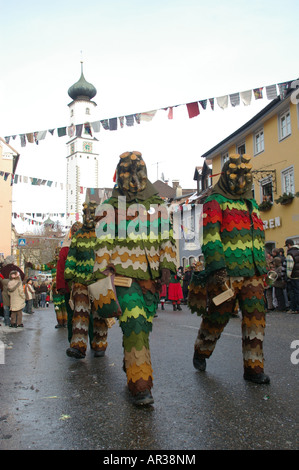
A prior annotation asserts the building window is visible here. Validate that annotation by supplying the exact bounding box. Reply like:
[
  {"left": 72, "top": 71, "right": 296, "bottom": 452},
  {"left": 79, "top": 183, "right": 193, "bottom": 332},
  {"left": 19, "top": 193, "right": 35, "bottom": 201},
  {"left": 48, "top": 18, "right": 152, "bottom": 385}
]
[
  {"left": 265, "top": 242, "right": 276, "bottom": 254},
  {"left": 86, "top": 108, "right": 90, "bottom": 115},
  {"left": 279, "top": 109, "right": 291, "bottom": 140},
  {"left": 260, "top": 177, "right": 273, "bottom": 203},
  {"left": 237, "top": 143, "right": 246, "bottom": 155},
  {"left": 189, "top": 256, "right": 195, "bottom": 266},
  {"left": 281, "top": 166, "right": 295, "bottom": 194},
  {"left": 254, "top": 129, "right": 264, "bottom": 155},
  {"left": 221, "top": 152, "right": 229, "bottom": 168}
]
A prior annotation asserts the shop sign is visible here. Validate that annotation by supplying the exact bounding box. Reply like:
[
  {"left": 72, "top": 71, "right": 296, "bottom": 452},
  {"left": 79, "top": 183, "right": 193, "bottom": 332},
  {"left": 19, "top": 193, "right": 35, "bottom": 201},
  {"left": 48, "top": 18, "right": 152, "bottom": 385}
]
[{"left": 263, "top": 216, "right": 281, "bottom": 230}]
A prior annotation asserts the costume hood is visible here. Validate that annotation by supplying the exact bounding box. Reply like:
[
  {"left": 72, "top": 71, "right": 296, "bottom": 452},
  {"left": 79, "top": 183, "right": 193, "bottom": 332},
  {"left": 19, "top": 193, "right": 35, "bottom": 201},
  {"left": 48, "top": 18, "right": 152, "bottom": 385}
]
[{"left": 212, "top": 154, "right": 253, "bottom": 200}]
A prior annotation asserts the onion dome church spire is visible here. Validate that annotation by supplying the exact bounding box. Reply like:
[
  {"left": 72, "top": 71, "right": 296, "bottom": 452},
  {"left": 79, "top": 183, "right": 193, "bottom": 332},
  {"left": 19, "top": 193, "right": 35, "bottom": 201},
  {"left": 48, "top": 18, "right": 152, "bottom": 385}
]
[{"left": 68, "top": 61, "right": 97, "bottom": 102}]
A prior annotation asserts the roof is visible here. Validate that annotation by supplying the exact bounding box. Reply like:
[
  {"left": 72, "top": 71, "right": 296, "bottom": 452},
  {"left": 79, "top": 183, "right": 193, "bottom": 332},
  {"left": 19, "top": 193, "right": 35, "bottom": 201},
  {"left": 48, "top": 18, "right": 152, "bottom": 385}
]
[
  {"left": 43, "top": 217, "right": 55, "bottom": 225},
  {"left": 201, "top": 82, "right": 297, "bottom": 160},
  {"left": 68, "top": 62, "right": 97, "bottom": 102},
  {"left": 153, "top": 180, "right": 176, "bottom": 198},
  {"left": 193, "top": 159, "right": 212, "bottom": 180}
]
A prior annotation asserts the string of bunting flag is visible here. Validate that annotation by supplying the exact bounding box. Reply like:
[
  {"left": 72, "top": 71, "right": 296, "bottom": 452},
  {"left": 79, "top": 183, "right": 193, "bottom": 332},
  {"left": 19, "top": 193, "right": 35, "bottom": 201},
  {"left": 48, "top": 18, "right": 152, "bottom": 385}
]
[
  {"left": 2, "top": 80, "right": 294, "bottom": 147},
  {"left": 0, "top": 170, "right": 65, "bottom": 188},
  {"left": 12, "top": 211, "right": 77, "bottom": 228},
  {"left": 0, "top": 168, "right": 91, "bottom": 194}
]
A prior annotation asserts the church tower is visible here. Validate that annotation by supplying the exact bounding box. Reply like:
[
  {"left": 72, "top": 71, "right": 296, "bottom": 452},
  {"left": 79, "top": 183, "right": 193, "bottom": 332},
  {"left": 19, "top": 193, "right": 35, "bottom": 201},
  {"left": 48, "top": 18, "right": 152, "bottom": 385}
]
[{"left": 66, "top": 62, "right": 99, "bottom": 227}]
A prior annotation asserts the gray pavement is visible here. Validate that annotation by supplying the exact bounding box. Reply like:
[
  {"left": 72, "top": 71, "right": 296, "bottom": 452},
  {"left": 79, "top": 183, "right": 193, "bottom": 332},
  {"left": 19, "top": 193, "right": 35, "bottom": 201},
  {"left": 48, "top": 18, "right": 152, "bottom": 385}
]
[{"left": 0, "top": 303, "right": 298, "bottom": 451}]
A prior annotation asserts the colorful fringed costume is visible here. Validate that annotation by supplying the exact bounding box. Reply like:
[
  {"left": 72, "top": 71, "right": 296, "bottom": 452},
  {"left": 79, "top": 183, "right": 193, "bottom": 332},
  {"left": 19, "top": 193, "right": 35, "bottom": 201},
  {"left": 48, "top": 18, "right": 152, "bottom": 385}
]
[
  {"left": 94, "top": 151, "right": 177, "bottom": 404},
  {"left": 56, "top": 222, "right": 87, "bottom": 342},
  {"left": 188, "top": 154, "right": 270, "bottom": 383},
  {"left": 64, "top": 203, "right": 108, "bottom": 358}
]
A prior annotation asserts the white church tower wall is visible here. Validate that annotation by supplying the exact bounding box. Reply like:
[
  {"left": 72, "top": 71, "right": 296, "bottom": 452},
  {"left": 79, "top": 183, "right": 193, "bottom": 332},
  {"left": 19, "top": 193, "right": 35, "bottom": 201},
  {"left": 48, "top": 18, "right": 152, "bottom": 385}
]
[{"left": 66, "top": 62, "right": 99, "bottom": 227}]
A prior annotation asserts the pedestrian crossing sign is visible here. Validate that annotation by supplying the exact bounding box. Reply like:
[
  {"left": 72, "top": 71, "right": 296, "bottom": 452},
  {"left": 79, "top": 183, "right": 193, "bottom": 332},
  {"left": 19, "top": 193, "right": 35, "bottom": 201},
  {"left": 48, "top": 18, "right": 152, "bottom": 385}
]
[{"left": 18, "top": 238, "right": 26, "bottom": 246}]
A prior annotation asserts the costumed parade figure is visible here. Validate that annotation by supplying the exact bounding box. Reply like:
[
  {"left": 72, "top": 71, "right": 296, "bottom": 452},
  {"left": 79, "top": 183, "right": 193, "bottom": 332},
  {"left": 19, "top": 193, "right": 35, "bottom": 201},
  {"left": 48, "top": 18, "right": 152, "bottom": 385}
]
[
  {"left": 56, "top": 221, "right": 84, "bottom": 341},
  {"left": 27, "top": 250, "right": 68, "bottom": 328},
  {"left": 188, "top": 154, "right": 270, "bottom": 384},
  {"left": 94, "top": 151, "right": 177, "bottom": 405},
  {"left": 64, "top": 202, "right": 110, "bottom": 359}
]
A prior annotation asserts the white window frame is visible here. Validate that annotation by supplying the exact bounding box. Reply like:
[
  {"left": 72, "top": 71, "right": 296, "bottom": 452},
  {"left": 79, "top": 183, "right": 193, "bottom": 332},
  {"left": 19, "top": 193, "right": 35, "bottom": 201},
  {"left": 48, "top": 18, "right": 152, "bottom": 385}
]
[
  {"left": 221, "top": 152, "right": 229, "bottom": 168},
  {"left": 279, "top": 109, "right": 291, "bottom": 141},
  {"left": 260, "top": 176, "right": 273, "bottom": 203},
  {"left": 236, "top": 142, "right": 246, "bottom": 155},
  {"left": 281, "top": 166, "right": 295, "bottom": 194},
  {"left": 254, "top": 128, "right": 264, "bottom": 155}
]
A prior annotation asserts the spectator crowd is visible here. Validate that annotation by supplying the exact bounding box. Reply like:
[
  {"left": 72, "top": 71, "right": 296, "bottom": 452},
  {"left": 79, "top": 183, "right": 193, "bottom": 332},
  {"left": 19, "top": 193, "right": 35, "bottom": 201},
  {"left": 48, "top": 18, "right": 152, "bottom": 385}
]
[{"left": 0, "top": 256, "right": 52, "bottom": 328}]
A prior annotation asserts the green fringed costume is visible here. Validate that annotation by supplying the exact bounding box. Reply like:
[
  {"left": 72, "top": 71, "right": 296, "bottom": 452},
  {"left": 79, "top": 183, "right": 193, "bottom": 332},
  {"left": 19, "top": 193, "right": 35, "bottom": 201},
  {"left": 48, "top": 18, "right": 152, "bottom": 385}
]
[
  {"left": 189, "top": 154, "right": 270, "bottom": 383},
  {"left": 94, "top": 151, "right": 177, "bottom": 404},
  {"left": 64, "top": 203, "right": 108, "bottom": 358}
]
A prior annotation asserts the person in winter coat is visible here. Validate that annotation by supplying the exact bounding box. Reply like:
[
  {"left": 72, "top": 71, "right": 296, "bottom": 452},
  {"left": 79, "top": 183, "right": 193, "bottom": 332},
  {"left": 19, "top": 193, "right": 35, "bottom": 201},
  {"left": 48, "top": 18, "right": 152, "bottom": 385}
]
[
  {"left": 272, "top": 257, "right": 287, "bottom": 311},
  {"left": 182, "top": 266, "right": 192, "bottom": 303},
  {"left": 264, "top": 253, "right": 275, "bottom": 311},
  {"left": 285, "top": 238, "right": 299, "bottom": 313},
  {"left": 24, "top": 279, "right": 35, "bottom": 314},
  {"left": 168, "top": 271, "right": 183, "bottom": 311},
  {"left": 0, "top": 274, "right": 11, "bottom": 326},
  {"left": 39, "top": 282, "right": 48, "bottom": 308},
  {"left": 26, "top": 250, "right": 67, "bottom": 327},
  {"left": 7, "top": 271, "right": 25, "bottom": 327}
]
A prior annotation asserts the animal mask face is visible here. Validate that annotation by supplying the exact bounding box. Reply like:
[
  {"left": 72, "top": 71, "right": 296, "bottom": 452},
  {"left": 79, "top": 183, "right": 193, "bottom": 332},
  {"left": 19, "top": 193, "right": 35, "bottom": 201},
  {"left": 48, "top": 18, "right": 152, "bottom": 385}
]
[
  {"left": 71, "top": 221, "right": 83, "bottom": 235},
  {"left": 116, "top": 151, "right": 147, "bottom": 193},
  {"left": 82, "top": 201, "right": 97, "bottom": 229},
  {"left": 226, "top": 154, "right": 253, "bottom": 195}
]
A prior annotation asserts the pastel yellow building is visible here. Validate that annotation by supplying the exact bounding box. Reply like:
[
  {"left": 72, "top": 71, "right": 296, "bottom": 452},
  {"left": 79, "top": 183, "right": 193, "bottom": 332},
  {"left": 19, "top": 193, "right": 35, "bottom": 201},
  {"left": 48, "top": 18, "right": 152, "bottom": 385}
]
[
  {"left": 201, "top": 84, "right": 299, "bottom": 252},
  {"left": 0, "top": 137, "right": 20, "bottom": 259}
]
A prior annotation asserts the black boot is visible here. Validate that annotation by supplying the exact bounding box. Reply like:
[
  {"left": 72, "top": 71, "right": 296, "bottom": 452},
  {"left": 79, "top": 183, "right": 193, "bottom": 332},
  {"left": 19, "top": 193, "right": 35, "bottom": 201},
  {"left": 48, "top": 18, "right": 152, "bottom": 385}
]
[
  {"left": 132, "top": 389, "right": 154, "bottom": 406},
  {"left": 193, "top": 350, "right": 206, "bottom": 371},
  {"left": 173, "top": 304, "right": 177, "bottom": 311},
  {"left": 177, "top": 304, "right": 182, "bottom": 311},
  {"left": 161, "top": 303, "right": 164, "bottom": 310},
  {"left": 66, "top": 347, "right": 86, "bottom": 359},
  {"left": 94, "top": 350, "right": 105, "bottom": 357},
  {"left": 243, "top": 371, "right": 270, "bottom": 384}
]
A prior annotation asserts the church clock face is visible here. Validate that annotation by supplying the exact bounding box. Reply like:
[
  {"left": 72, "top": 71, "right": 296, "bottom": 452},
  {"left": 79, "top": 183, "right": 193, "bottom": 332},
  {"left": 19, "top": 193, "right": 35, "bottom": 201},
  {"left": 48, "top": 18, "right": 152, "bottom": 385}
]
[{"left": 83, "top": 141, "right": 92, "bottom": 153}]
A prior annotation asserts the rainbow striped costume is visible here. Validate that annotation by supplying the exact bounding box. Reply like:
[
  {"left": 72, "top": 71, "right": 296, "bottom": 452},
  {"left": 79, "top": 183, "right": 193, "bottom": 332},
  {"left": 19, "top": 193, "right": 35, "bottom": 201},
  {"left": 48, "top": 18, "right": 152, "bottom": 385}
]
[
  {"left": 64, "top": 227, "right": 108, "bottom": 355},
  {"left": 94, "top": 194, "right": 177, "bottom": 396},
  {"left": 189, "top": 193, "right": 268, "bottom": 376}
]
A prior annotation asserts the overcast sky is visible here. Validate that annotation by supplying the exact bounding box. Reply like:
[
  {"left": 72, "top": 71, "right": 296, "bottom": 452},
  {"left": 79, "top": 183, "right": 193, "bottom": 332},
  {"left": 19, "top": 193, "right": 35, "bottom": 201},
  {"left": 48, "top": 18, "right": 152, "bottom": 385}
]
[{"left": 1, "top": 0, "right": 299, "bottom": 232}]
